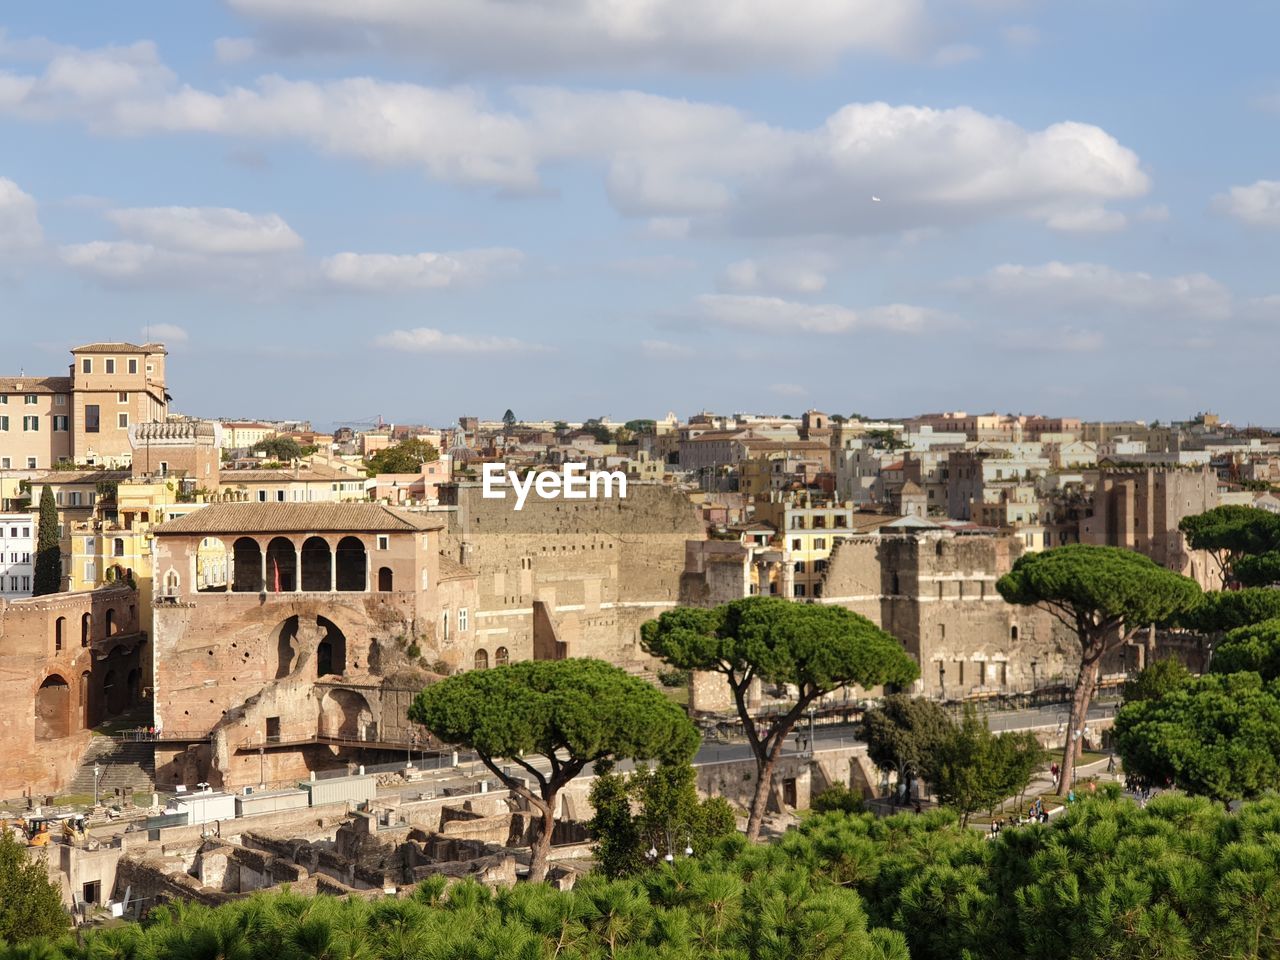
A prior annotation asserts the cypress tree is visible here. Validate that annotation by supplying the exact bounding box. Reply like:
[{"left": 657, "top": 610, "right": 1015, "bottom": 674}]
[{"left": 32, "top": 485, "right": 61, "bottom": 596}]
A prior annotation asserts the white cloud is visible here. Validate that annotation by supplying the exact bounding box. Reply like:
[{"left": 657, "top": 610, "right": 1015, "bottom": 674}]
[
  {"left": 1043, "top": 205, "right": 1127, "bottom": 233},
  {"left": 695, "top": 294, "right": 946, "bottom": 334},
  {"left": 323, "top": 248, "right": 522, "bottom": 290},
  {"left": 1004, "top": 326, "right": 1104, "bottom": 353},
  {"left": 640, "top": 339, "right": 694, "bottom": 359},
  {"left": 143, "top": 322, "right": 189, "bottom": 344},
  {"left": 955, "top": 261, "right": 1234, "bottom": 322},
  {"left": 0, "top": 176, "right": 42, "bottom": 253},
  {"left": 213, "top": 37, "right": 256, "bottom": 63},
  {"left": 720, "top": 258, "right": 827, "bottom": 294},
  {"left": 373, "top": 327, "right": 545, "bottom": 353},
  {"left": 226, "top": 0, "right": 932, "bottom": 72},
  {"left": 1213, "top": 180, "right": 1280, "bottom": 227},
  {"left": 0, "top": 40, "right": 1149, "bottom": 236},
  {"left": 644, "top": 218, "right": 691, "bottom": 240},
  {"left": 1137, "top": 203, "right": 1171, "bottom": 222},
  {"left": 107, "top": 206, "right": 302, "bottom": 254}
]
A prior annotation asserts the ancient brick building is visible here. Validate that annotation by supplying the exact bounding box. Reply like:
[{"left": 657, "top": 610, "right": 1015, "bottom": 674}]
[
  {"left": 150, "top": 502, "right": 477, "bottom": 790},
  {"left": 437, "top": 482, "right": 705, "bottom": 670},
  {"left": 0, "top": 585, "right": 145, "bottom": 798}
]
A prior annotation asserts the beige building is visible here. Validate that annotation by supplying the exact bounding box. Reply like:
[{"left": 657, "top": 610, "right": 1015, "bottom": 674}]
[
  {"left": 0, "top": 342, "right": 169, "bottom": 471},
  {"left": 219, "top": 422, "right": 277, "bottom": 451}
]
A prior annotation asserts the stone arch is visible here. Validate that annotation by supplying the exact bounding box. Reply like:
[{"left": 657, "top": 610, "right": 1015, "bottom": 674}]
[
  {"left": 316, "top": 616, "right": 347, "bottom": 677},
  {"left": 35, "top": 675, "right": 71, "bottom": 740},
  {"left": 335, "top": 537, "right": 366, "bottom": 592},
  {"left": 495, "top": 646, "right": 509, "bottom": 666},
  {"left": 232, "top": 537, "right": 263, "bottom": 592},
  {"left": 319, "top": 689, "right": 374, "bottom": 740},
  {"left": 301, "top": 537, "right": 332, "bottom": 592},
  {"left": 103, "top": 668, "right": 125, "bottom": 716},
  {"left": 127, "top": 667, "right": 142, "bottom": 706},
  {"left": 267, "top": 537, "right": 298, "bottom": 592},
  {"left": 81, "top": 613, "right": 91, "bottom": 647},
  {"left": 55, "top": 616, "right": 65, "bottom": 652},
  {"left": 377, "top": 566, "right": 393, "bottom": 592},
  {"left": 274, "top": 616, "right": 300, "bottom": 679},
  {"left": 197, "top": 537, "right": 229, "bottom": 592},
  {"left": 474, "top": 649, "right": 489, "bottom": 670}
]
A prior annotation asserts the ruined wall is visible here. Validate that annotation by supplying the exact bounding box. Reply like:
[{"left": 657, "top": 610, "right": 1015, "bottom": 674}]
[
  {"left": 438, "top": 484, "right": 705, "bottom": 669},
  {"left": 821, "top": 533, "right": 1085, "bottom": 697},
  {"left": 0, "top": 585, "right": 144, "bottom": 798}
]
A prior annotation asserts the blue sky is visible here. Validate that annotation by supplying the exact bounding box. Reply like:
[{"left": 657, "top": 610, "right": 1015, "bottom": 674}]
[{"left": 1, "top": 1, "right": 1278, "bottom": 427}]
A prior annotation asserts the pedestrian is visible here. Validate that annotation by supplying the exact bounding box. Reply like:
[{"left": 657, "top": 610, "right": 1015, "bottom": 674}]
[
  {"left": 914, "top": 801, "right": 922, "bottom": 814},
  {"left": 1088, "top": 780, "right": 1096, "bottom": 795},
  {"left": 1106, "top": 754, "right": 1116, "bottom": 774},
  {"left": 1051, "top": 762, "right": 1059, "bottom": 788}
]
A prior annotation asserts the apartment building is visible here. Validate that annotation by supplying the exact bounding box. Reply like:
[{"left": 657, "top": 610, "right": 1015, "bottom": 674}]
[
  {"left": 0, "top": 513, "right": 35, "bottom": 598},
  {"left": 0, "top": 376, "right": 72, "bottom": 470}
]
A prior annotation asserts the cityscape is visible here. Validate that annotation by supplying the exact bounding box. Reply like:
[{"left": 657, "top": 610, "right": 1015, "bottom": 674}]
[{"left": 3, "top": 3, "right": 1280, "bottom": 958}]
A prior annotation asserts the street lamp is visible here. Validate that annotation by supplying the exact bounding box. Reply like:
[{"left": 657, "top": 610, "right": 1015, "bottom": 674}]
[{"left": 93, "top": 763, "right": 101, "bottom": 807}]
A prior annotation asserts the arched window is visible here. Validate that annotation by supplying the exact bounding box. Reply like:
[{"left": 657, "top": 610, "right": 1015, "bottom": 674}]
[
  {"left": 335, "top": 537, "right": 367, "bottom": 592},
  {"left": 267, "top": 537, "right": 297, "bottom": 592},
  {"left": 300, "top": 537, "right": 332, "bottom": 592},
  {"left": 105, "top": 608, "right": 116, "bottom": 636},
  {"left": 1010, "top": 625, "right": 1019, "bottom": 641},
  {"left": 81, "top": 613, "right": 91, "bottom": 647},
  {"left": 232, "top": 538, "right": 263, "bottom": 592},
  {"left": 378, "top": 567, "right": 393, "bottom": 592},
  {"left": 35, "top": 675, "right": 71, "bottom": 740},
  {"left": 55, "top": 617, "right": 65, "bottom": 652},
  {"left": 494, "top": 646, "right": 509, "bottom": 667},
  {"left": 474, "top": 649, "right": 489, "bottom": 670}
]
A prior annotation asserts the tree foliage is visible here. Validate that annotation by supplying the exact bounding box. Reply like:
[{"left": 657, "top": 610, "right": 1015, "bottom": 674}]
[
  {"left": 253, "top": 436, "right": 304, "bottom": 461},
  {"left": 1181, "top": 586, "right": 1280, "bottom": 633},
  {"left": 642, "top": 597, "right": 918, "bottom": 839},
  {"left": 1211, "top": 618, "right": 1280, "bottom": 680},
  {"left": 858, "top": 694, "right": 952, "bottom": 803},
  {"left": 409, "top": 658, "right": 697, "bottom": 881},
  {"left": 1115, "top": 672, "right": 1280, "bottom": 803},
  {"left": 1122, "top": 657, "right": 1194, "bottom": 702},
  {"left": 588, "top": 761, "right": 736, "bottom": 879},
  {"left": 0, "top": 830, "right": 67, "bottom": 945},
  {"left": 33, "top": 485, "right": 61, "bottom": 596},
  {"left": 1179, "top": 504, "right": 1280, "bottom": 583},
  {"left": 365, "top": 437, "right": 440, "bottom": 476},
  {"left": 26, "top": 794, "right": 1280, "bottom": 960},
  {"left": 924, "top": 708, "right": 1043, "bottom": 824},
  {"left": 997, "top": 544, "right": 1201, "bottom": 794}
]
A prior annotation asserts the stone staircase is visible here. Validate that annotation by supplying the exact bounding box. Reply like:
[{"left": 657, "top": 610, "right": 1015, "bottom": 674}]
[{"left": 66, "top": 736, "right": 156, "bottom": 800}]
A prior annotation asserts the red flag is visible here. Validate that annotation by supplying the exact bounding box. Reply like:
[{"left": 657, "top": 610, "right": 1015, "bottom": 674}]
[{"left": 273, "top": 557, "right": 280, "bottom": 593}]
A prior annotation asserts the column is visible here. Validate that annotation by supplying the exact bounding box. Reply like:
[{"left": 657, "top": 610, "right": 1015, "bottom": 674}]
[
  {"left": 295, "top": 542, "right": 302, "bottom": 592},
  {"left": 260, "top": 541, "right": 268, "bottom": 594},
  {"left": 330, "top": 540, "right": 337, "bottom": 592},
  {"left": 781, "top": 560, "right": 795, "bottom": 599},
  {"left": 364, "top": 539, "right": 371, "bottom": 592}
]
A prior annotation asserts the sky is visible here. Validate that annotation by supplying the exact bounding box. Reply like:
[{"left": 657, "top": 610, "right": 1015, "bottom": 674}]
[{"left": 1, "top": 1, "right": 1279, "bottom": 428}]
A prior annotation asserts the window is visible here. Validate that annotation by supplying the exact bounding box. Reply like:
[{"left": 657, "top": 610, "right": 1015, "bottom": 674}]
[
  {"left": 258, "top": 491, "right": 267, "bottom": 502},
  {"left": 814, "top": 537, "right": 826, "bottom": 549},
  {"left": 791, "top": 538, "right": 802, "bottom": 550},
  {"left": 118, "top": 391, "right": 128, "bottom": 403},
  {"left": 24, "top": 394, "right": 37, "bottom": 405},
  {"left": 376, "top": 535, "right": 390, "bottom": 550},
  {"left": 84, "top": 561, "right": 95, "bottom": 582},
  {"left": 275, "top": 490, "right": 285, "bottom": 502},
  {"left": 85, "top": 404, "right": 100, "bottom": 433},
  {"left": 21, "top": 527, "right": 29, "bottom": 537},
  {"left": 20, "top": 576, "right": 29, "bottom": 592},
  {"left": 0, "top": 416, "right": 7, "bottom": 431},
  {"left": 7, "top": 577, "right": 15, "bottom": 591},
  {"left": 55, "top": 394, "right": 65, "bottom": 406},
  {"left": 146, "top": 364, "right": 153, "bottom": 374},
  {"left": 442, "top": 609, "right": 450, "bottom": 642},
  {"left": 22, "top": 416, "right": 38, "bottom": 431},
  {"left": 0, "top": 395, "right": 5, "bottom": 404},
  {"left": 53, "top": 416, "right": 67, "bottom": 431},
  {"left": 82, "top": 358, "right": 92, "bottom": 374},
  {"left": 795, "top": 560, "right": 806, "bottom": 573},
  {"left": 26, "top": 457, "right": 36, "bottom": 469},
  {"left": 105, "top": 359, "right": 115, "bottom": 374},
  {"left": 458, "top": 608, "right": 468, "bottom": 632},
  {"left": 794, "top": 584, "right": 806, "bottom": 597},
  {"left": 118, "top": 412, "right": 129, "bottom": 429},
  {"left": 113, "top": 538, "right": 125, "bottom": 558},
  {"left": 0, "top": 457, "right": 9, "bottom": 469}
]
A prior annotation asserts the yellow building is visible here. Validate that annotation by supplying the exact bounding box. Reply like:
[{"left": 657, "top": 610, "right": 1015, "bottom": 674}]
[{"left": 219, "top": 422, "right": 277, "bottom": 451}]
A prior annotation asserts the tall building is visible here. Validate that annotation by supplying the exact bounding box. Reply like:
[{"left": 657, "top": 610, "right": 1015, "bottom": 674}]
[
  {"left": 0, "top": 513, "right": 35, "bottom": 598},
  {"left": 0, "top": 342, "right": 169, "bottom": 471}
]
